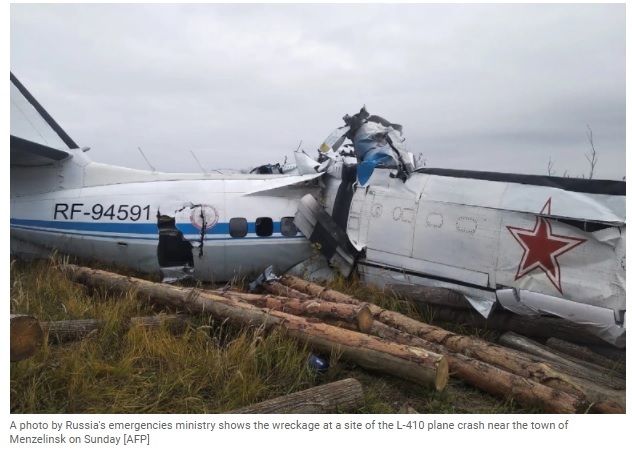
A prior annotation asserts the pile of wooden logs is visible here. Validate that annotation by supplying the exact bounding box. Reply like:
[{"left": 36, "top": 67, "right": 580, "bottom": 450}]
[
  {"left": 12, "top": 264, "right": 625, "bottom": 414},
  {"left": 268, "top": 275, "right": 625, "bottom": 414}
]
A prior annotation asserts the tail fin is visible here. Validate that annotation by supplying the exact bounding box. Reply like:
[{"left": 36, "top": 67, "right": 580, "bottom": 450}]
[{"left": 10, "top": 72, "right": 78, "bottom": 166}]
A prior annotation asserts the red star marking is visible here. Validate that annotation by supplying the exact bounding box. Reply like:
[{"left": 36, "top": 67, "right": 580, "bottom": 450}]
[{"left": 506, "top": 198, "right": 586, "bottom": 294}]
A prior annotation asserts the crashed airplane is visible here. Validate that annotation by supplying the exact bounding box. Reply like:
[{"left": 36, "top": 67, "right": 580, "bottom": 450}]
[{"left": 10, "top": 73, "right": 626, "bottom": 347}]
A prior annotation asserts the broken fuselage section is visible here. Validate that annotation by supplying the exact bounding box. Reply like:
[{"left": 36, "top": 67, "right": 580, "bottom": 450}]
[
  {"left": 295, "top": 108, "right": 626, "bottom": 347},
  {"left": 10, "top": 151, "right": 323, "bottom": 284}
]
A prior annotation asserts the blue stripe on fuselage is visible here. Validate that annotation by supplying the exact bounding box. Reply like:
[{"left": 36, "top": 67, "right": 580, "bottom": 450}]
[
  {"left": 10, "top": 218, "right": 296, "bottom": 240},
  {"left": 11, "top": 218, "right": 159, "bottom": 234}
]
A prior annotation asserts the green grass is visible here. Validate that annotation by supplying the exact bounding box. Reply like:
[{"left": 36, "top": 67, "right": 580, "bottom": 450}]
[{"left": 10, "top": 257, "right": 538, "bottom": 414}]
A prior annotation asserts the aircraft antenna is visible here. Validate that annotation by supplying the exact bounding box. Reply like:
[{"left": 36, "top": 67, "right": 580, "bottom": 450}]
[
  {"left": 137, "top": 147, "right": 156, "bottom": 172},
  {"left": 190, "top": 150, "right": 209, "bottom": 174},
  {"left": 295, "top": 140, "right": 303, "bottom": 152}
]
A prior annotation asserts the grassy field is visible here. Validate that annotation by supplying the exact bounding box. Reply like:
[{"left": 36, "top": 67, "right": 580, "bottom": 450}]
[{"left": 10, "top": 257, "right": 540, "bottom": 414}]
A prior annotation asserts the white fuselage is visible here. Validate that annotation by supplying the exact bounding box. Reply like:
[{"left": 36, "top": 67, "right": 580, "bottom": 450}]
[
  {"left": 336, "top": 168, "right": 625, "bottom": 346},
  {"left": 11, "top": 153, "right": 321, "bottom": 282}
]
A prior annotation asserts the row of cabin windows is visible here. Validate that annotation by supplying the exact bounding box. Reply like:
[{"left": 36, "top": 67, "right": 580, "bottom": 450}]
[{"left": 229, "top": 217, "right": 297, "bottom": 238}]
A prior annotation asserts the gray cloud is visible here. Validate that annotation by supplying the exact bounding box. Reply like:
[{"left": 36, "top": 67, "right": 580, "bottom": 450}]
[{"left": 10, "top": 3, "right": 625, "bottom": 179}]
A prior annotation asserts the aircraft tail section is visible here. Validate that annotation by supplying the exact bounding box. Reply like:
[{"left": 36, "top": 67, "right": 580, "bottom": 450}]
[{"left": 10, "top": 72, "right": 79, "bottom": 167}]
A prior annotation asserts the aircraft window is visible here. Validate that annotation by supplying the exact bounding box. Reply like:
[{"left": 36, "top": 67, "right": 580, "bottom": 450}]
[
  {"left": 256, "top": 217, "right": 273, "bottom": 237},
  {"left": 229, "top": 218, "right": 248, "bottom": 238},
  {"left": 281, "top": 217, "right": 297, "bottom": 236}
]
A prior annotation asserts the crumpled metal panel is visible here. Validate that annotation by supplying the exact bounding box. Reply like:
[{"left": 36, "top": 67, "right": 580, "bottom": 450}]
[{"left": 497, "top": 288, "right": 625, "bottom": 347}]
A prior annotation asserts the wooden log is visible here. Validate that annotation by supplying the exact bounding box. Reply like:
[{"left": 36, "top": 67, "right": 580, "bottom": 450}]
[
  {"left": 384, "top": 283, "right": 474, "bottom": 309},
  {"left": 280, "top": 275, "right": 363, "bottom": 306},
  {"left": 259, "top": 281, "right": 313, "bottom": 300},
  {"left": 363, "top": 321, "right": 587, "bottom": 414},
  {"left": 228, "top": 378, "right": 364, "bottom": 414},
  {"left": 585, "top": 344, "right": 627, "bottom": 363},
  {"left": 498, "top": 332, "right": 625, "bottom": 390},
  {"left": 43, "top": 314, "right": 189, "bottom": 343},
  {"left": 225, "top": 289, "right": 374, "bottom": 333},
  {"left": 546, "top": 338, "right": 626, "bottom": 374},
  {"left": 281, "top": 277, "right": 625, "bottom": 413},
  {"left": 11, "top": 314, "right": 44, "bottom": 362},
  {"left": 60, "top": 264, "right": 449, "bottom": 391}
]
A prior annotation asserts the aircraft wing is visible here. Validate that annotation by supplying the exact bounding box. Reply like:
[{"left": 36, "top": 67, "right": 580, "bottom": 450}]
[
  {"left": 10, "top": 72, "right": 78, "bottom": 166},
  {"left": 242, "top": 172, "right": 324, "bottom": 198}
]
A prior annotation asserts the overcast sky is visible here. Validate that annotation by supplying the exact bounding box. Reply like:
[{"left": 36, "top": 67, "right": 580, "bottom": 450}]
[{"left": 9, "top": 3, "right": 626, "bottom": 180}]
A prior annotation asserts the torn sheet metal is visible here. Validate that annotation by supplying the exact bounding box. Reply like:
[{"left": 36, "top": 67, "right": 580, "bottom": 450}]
[
  {"left": 462, "top": 294, "right": 496, "bottom": 318},
  {"left": 249, "top": 265, "right": 280, "bottom": 292},
  {"left": 358, "top": 263, "right": 498, "bottom": 318},
  {"left": 294, "top": 151, "right": 331, "bottom": 175},
  {"left": 294, "top": 194, "right": 360, "bottom": 277},
  {"left": 322, "top": 106, "right": 414, "bottom": 185},
  {"left": 286, "top": 254, "right": 335, "bottom": 283},
  {"left": 161, "top": 265, "right": 194, "bottom": 284},
  {"left": 497, "top": 288, "right": 625, "bottom": 347},
  {"left": 319, "top": 125, "right": 349, "bottom": 154}
]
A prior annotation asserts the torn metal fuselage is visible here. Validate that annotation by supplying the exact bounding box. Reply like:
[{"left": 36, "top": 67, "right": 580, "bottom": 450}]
[
  {"left": 298, "top": 164, "right": 626, "bottom": 347},
  {"left": 152, "top": 175, "right": 323, "bottom": 283},
  {"left": 294, "top": 107, "right": 626, "bottom": 347}
]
